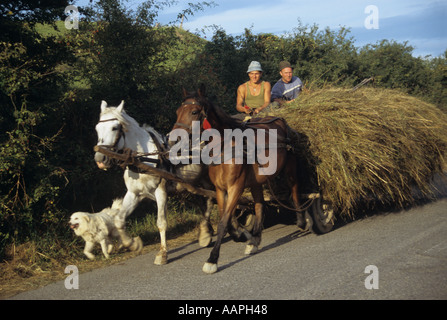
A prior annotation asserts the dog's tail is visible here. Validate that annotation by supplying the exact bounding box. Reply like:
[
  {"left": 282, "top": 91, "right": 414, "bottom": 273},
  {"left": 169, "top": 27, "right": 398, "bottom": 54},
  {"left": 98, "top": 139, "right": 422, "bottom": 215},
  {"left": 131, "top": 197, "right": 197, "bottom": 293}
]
[
  {"left": 104, "top": 198, "right": 123, "bottom": 218},
  {"left": 111, "top": 198, "right": 123, "bottom": 209}
]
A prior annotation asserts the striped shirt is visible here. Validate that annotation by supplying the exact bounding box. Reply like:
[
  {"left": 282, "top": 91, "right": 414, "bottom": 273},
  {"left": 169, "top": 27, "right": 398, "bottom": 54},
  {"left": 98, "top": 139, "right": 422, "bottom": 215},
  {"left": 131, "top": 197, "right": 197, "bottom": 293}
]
[{"left": 271, "top": 76, "right": 303, "bottom": 101}]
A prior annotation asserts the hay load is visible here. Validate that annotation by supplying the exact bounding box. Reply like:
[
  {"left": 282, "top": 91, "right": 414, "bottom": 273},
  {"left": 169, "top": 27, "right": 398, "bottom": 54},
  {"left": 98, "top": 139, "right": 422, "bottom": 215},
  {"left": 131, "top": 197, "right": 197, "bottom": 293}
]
[{"left": 276, "top": 87, "right": 447, "bottom": 218}]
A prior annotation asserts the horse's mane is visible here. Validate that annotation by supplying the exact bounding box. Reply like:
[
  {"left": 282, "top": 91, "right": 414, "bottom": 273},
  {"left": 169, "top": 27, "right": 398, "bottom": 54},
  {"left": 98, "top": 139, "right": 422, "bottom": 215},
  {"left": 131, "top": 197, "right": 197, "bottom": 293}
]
[
  {"left": 183, "top": 92, "right": 243, "bottom": 130},
  {"left": 142, "top": 123, "right": 168, "bottom": 145}
]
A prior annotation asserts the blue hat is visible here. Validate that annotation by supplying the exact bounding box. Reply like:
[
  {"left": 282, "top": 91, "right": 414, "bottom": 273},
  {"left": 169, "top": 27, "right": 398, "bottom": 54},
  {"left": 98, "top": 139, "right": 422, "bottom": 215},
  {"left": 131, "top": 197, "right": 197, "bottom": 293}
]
[{"left": 247, "top": 61, "right": 263, "bottom": 73}]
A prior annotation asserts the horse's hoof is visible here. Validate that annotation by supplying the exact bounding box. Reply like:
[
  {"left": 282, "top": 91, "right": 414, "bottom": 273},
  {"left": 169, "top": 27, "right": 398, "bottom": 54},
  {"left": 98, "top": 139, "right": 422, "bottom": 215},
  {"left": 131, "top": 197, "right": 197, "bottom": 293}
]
[
  {"left": 202, "top": 262, "right": 218, "bottom": 274},
  {"left": 130, "top": 237, "right": 143, "bottom": 254},
  {"left": 245, "top": 244, "right": 258, "bottom": 255},
  {"left": 199, "top": 232, "right": 212, "bottom": 247},
  {"left": 154, "top": 251, "right": 168, "bottom": 265}
]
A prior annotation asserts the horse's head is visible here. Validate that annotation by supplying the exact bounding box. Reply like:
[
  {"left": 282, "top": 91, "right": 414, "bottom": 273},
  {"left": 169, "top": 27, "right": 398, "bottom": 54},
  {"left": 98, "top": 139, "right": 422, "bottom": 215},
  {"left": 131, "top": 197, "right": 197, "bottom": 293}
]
[
  {"left": 173, "top": 87, "right": 208, "bottom": 131},
  {"left": 169, "top": 85, "right": 244, "bottom": 147},
  {"left": 94, "top": 100, "right": 127, "bottom": 170},
  {"left": 168, "top": 87, "right": 210, "bottom": 147}
]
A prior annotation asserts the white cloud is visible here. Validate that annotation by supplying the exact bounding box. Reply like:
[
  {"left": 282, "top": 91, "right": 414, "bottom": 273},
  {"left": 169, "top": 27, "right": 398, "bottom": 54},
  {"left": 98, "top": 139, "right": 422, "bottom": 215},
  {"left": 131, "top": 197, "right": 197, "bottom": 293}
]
[{"left": 181, "top": 0, "right": 377, "bottom": 34}]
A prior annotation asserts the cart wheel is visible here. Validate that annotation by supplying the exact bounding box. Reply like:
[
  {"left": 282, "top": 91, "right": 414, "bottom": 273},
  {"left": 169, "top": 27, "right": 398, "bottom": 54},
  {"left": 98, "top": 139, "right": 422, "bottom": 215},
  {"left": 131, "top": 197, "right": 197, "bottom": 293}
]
[{"left": 308, "top": 196, "right": 334, "bottom": 234}]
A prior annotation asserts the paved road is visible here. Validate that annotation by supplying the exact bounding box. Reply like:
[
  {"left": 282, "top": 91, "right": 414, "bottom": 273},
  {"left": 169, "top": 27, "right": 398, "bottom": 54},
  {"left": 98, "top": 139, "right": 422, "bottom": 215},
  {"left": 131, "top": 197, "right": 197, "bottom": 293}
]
[{"left": 10, "top": 198, "right": 447, "bottom": 301}]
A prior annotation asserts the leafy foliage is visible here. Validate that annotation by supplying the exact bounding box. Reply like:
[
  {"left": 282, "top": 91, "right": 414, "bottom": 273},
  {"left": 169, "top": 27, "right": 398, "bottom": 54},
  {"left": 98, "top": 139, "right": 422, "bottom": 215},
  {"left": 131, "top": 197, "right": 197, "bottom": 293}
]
[{"left": 0, "top": 2, "right": 72, "bottom": 257}]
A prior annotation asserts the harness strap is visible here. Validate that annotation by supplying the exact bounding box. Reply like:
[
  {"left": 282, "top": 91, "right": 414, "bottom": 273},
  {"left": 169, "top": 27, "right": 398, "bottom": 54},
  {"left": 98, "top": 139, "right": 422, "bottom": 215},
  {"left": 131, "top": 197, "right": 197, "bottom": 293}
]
[{"left": 147, "top": 130, "right": 170, "bottom": 170}]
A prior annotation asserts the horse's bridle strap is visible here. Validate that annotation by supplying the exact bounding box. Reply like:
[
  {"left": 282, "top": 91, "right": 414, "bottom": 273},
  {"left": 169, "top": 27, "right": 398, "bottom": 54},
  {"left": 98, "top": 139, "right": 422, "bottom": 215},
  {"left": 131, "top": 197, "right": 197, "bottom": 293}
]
[
  {"left": 174, "top": 99, "right": 207, "bottom": 131},
  {"left": 182, "top": 100, "right": 200, "bottom": 106},
  {"left": 97, "top": 118, "right": 125, "bottom": 150},
  {"left": 98, "top": 118, "right": 119, "bottom": 123}
]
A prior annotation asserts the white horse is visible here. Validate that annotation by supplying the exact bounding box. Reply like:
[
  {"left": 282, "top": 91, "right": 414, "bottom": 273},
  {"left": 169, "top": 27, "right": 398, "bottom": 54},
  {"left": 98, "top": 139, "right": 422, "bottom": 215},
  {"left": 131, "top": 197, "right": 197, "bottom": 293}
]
[{"left": 94, "top": 100, "right": 214, "bottom": 265}]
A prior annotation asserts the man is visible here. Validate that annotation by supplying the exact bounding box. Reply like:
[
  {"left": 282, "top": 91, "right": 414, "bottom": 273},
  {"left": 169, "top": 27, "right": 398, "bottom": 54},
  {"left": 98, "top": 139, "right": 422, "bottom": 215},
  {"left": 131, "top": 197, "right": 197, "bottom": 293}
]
[
  {"left": 271, "top": 61, "right": 303, "bottom": 105},
  {"left": 236, "top": 61, "right": 271, "bottom": 116}
]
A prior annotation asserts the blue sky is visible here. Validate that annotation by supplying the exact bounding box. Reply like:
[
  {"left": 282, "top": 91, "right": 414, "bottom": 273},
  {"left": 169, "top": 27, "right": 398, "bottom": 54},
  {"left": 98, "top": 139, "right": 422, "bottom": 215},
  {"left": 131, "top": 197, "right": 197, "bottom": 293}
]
[{"left": 75, "top": 0, "right": 447, "bottom": 58}]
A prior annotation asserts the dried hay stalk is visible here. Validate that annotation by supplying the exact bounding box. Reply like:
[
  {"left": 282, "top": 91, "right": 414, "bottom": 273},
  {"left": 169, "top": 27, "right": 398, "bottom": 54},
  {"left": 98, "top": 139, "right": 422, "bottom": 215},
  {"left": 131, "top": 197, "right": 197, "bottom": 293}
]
[{"left": 277, "top": 87, "right": 447, "bottom": 217}]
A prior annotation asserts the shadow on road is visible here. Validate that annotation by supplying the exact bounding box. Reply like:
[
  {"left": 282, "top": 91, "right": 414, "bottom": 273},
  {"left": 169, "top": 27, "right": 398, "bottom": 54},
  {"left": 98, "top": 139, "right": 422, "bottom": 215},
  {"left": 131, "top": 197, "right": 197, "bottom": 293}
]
[
  {"left": 165, "top": 203, "right": 313, "bottom": 269},
  {"left": 164, "top": 173, "right": 447, "bottom": 269}
]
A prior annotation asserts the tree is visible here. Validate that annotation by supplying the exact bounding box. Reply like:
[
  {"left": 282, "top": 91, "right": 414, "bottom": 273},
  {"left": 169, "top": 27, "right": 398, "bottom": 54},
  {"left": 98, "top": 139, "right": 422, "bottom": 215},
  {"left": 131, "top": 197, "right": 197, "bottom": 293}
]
[
  {"left": 358, "top": 40, "right": 430, "bottom": 94},
  {"left": 0, "top": 0, "right": 72, "bottom": 257}
]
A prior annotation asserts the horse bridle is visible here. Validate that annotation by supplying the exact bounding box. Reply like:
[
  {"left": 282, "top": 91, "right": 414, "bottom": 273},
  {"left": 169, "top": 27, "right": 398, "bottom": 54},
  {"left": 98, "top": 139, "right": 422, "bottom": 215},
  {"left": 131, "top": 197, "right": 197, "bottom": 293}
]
[
  {"left": 96, "top": 117, "right": 125, "bottom": 151},
  {"left": 174, "top": 100, "right": 207, "bottom": 132},
  {"left": 96, "top": 117, "right": 169, "bottom": 172}
]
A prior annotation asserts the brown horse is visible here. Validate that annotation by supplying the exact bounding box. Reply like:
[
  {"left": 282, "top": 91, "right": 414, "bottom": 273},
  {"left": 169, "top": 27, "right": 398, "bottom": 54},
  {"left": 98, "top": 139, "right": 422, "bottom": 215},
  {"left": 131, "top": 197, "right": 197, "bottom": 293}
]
[{"left": 171, "top": 87, "right": 310, "bottom": 273}]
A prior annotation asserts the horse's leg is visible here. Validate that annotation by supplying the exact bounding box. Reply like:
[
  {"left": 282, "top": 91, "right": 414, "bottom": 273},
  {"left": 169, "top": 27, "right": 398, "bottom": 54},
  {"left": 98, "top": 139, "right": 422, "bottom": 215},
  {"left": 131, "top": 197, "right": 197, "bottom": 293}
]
[
  {"left": 245, "top": 184, "right": 264, "bottom": 254},
  {"left": 285, "top": 155, "right": 310, "bottom": 231},
  {"left": 154, "top": 179, "right": 169, "bottom": 265},
  {"left": 199, "top": 197, "right": 214, "bottom": 247},
  {"left": 203, "top": 185, "right": 242, "bottom": 274},
  {"left": 115, "top": 191, "right": 143, "bottom": 252}
]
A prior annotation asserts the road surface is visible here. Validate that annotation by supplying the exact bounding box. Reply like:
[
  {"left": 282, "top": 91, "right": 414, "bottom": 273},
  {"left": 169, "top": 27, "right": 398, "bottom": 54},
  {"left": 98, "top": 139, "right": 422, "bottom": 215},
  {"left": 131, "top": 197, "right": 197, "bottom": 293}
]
[{"left": 9, "top": 198, "right": 447, "bottom": 301}]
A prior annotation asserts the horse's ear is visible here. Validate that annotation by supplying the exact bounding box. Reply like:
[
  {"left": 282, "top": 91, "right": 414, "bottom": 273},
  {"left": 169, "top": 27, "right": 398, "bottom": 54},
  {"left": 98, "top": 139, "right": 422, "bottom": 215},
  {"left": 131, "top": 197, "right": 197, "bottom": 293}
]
[
  {"left": 198, "top": 84, "right": 206, "bottom": 97},
  {"left": 101, "top": 100, "right": 108, "bottom": 112},
  {"left": 182, "top": 88, "right": 188, "bottom": 98},
  {"left": 117, "top": 100, "right": 124, "bottom": 113}
]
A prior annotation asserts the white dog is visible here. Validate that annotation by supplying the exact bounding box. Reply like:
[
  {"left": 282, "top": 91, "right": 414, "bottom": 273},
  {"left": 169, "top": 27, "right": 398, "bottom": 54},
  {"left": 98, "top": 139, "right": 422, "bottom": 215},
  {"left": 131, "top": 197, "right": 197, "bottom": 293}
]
[{"left": 69, "top": 199, "right": 142, "bottom": 260}]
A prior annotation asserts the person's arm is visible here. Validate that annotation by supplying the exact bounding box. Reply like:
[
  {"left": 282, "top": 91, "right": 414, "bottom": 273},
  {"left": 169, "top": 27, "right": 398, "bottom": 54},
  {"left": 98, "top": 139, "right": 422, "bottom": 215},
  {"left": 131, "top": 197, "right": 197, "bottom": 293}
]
[
  {"left": 236, "top": 84, "right": 251, "bottom": 113},
  {"left": 271, "top": 82, "right": 282, "bottom": 101},
  {"left": 270, "top": 81, "right": 285, "bottom": 104}
]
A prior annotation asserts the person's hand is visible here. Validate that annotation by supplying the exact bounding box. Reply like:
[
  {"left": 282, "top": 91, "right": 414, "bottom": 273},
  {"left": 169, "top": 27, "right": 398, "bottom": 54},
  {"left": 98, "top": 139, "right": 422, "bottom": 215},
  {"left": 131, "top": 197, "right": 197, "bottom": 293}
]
[
  {"left": 253, "top": 108, "right": 260, "bottom": 115},
  {"left": 244, "top": 105, "right": 252, "bottom": 114}
]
